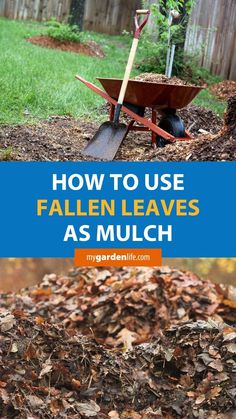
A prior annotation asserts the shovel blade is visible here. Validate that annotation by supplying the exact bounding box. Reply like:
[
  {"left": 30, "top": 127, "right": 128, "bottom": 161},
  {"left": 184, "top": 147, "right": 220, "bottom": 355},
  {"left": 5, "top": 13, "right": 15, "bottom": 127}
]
[{"left": 82, "top": 121, "right": 127, "bottom": 161}]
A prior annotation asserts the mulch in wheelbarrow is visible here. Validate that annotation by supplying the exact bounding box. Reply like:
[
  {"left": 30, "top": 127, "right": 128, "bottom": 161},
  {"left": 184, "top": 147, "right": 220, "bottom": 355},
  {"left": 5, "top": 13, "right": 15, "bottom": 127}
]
[
  {"left": 133, "top": 72, "right": 196, "bottom": 86},
  {"left": 0, "top": 266, "right": 236, "bottom": 418}
]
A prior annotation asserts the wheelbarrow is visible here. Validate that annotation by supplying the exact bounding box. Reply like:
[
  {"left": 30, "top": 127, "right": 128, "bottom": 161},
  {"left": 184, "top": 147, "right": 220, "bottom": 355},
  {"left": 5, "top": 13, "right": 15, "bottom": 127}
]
[{"left": 76, "top": 75, "right": 203, "bottom": 158}]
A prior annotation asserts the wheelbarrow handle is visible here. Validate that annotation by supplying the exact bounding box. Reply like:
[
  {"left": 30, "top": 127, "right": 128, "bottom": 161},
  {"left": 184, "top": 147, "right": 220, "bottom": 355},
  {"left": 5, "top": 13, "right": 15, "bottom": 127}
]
[{"left": 134, "top": 9, "right": 150, "bottom": 39}]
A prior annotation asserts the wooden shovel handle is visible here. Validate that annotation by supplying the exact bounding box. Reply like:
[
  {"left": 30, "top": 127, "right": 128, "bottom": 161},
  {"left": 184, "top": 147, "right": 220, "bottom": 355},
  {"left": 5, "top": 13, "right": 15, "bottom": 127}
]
[{"left": 115, "top": 9, "right": 150, "bottom": 119}]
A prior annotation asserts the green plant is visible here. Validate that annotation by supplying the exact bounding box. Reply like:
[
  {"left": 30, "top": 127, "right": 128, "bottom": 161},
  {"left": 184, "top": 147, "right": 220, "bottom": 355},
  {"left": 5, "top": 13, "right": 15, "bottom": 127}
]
[
  {"left": 139, "top": 0, "right": 195, "bottom": 76},
  {"left": 0, "top": 147, "right": 13, "bottom": 161},
  {"left": 179, "top": 53, "right": 223, "bottom": 85},
  {"left": 44, "top": 17, "right": 61, "bottom": 28},
  {"left": 45, "top": 21, "right": 82, "bottom": 43}
]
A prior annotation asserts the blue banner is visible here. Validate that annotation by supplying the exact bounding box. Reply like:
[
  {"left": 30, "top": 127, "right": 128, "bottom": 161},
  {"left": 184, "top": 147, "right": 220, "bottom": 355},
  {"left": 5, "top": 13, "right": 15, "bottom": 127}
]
[{"left": 0, "top": 162, "right": 235, "bottom": 257}]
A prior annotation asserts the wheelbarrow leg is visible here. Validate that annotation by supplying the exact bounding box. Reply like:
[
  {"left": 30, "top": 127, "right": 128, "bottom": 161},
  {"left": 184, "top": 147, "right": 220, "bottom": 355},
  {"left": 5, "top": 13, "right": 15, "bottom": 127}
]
[
  {"left": 127, "top": 119, "right": 135, "bottom": 132},
  {"left": 109, "top": 104, "right": 115, "bottom": 122},
  {"left": 111, "top": 104, "right": 158, "bottom": 148},
  {"left": 152, "top": 109, "right": 157, "bottom": 149}
]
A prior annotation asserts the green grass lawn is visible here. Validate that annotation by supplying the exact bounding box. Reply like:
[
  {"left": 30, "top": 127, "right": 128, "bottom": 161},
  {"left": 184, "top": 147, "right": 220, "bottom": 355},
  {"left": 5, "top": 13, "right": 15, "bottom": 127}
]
[
  {"left": 0, "top": 18, "right": 226, "bottom": 125},
  {"left": 193, "top": 89, "right": 226, "bottom": 117},
  {"left": 0, "top": 18, "right": 137, "bottom": 124}
]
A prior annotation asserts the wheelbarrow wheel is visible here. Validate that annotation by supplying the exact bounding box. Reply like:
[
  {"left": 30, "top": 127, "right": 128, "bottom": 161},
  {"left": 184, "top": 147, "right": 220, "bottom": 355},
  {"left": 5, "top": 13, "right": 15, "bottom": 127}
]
[{"left": 156, "top": 114, "right": 185, "bottom": 147}]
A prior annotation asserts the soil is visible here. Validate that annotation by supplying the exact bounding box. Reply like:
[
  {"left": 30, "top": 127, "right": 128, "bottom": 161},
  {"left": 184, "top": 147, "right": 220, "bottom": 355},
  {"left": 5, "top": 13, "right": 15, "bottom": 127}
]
[
  {"left": 211, "top": 80, "right": 236, "bottom": 101},
  {"left": 0, "top": 118, "right": 94, "bottom": 161},
  {"left": 0, "top": 266, "right": 236, "bottom": 418},
  {"left": 27, "top": 35, "right": 104, "bottom": 57},
  {"left": 0, "top": 103, "right": 228, "bottom": 161},
  {"left": 133, "top": 73, "right": 197, "bottom": 86},
  {"left": 1, "top": 94, "right": 235, "bottom": 162}
]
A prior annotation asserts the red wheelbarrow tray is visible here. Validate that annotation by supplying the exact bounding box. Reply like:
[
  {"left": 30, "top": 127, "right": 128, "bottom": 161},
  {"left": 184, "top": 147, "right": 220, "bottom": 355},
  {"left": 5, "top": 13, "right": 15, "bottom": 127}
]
[
  {"left": 97, "top": 77, "right": 203, "bottom": 109},
  {"left": 76, "top": 75, "right": 204, "bottom": 145}
]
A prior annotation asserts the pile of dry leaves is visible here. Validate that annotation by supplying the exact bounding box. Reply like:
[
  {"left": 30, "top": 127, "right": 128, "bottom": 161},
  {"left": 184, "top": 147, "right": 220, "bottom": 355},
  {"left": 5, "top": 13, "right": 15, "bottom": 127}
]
[
  {"left": 0, "top": 313, "right": 236, "bottom": 418},
  {"left": 0, "top": 267, "right": 236, "bottom": 417},
  {"left": 0, "top": 267, "right": 227, "bottom": 347},
  {"left": 142, "top": 94, "right": 236, "bottom": 162}
]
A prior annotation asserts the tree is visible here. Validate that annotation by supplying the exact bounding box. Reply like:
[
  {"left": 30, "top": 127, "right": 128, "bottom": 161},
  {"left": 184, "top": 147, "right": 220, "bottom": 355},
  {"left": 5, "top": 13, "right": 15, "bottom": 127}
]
[
  {"left": 69, "top": 0, "right": 86, "bottom": 29},
  {"left": 138, "top": 0, "right": 195, "bottom": 76}
]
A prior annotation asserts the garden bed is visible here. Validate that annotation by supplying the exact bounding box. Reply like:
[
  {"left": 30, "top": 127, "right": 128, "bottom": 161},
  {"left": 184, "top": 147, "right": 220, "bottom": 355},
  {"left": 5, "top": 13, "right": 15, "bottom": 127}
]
[{"left": 27, "top": 35, "right": 104, "bottom": 57}]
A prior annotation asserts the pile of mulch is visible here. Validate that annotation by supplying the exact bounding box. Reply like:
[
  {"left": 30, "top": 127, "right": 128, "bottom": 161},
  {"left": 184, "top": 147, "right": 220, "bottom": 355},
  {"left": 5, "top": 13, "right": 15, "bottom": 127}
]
[
  {"left": 144, "top": 134, "right": 236, "bottom": 162},
  {"left": 178, "top": 105, "right": 222, "bottom": 135},
  {"left": 0, "top": 117, "right": 94, "bottom": 161},
  {"left": 0, "top": 267, "right": 236, "bottom": 418},
  {"left": 0, "top": 104, "right": 223, "bottom": 162},
  {"left": 224, "top": 96, "right": 236, "bottom": 137},
  {"left": 1, "top": 95, "right": 235, "bottom": 162},
  {"left": 133, "top": 73, "right": 196, "bottom": 86},
  {"left": 119, "top": 96, "right": 235, "bottom": 162},
  {"left": 27, "top": 35, "right": 104, "bottom": 57},
  {"left": 211, "top": 80, "right": 236, "bottom": 101}
]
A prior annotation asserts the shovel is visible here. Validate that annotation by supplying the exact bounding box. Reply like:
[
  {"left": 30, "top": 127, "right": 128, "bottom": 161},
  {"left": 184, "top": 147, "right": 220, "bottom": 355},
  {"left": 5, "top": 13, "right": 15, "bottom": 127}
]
[{"left": 82, "top": 9, "right": 150, "bottom": 160}]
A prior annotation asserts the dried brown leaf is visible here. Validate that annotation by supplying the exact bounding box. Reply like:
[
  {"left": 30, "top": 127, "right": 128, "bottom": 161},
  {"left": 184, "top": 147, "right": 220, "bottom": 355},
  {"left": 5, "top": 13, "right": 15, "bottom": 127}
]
[
  {"left": 77, "top": 400, "right": 100, "bottom": 417},
  {"left": 209, "top": 359, "right": 223, "bottom": 372},
  {"left": 39, "top": 359, "right": 53, "bottom": 378},
  {"left": 116, "top": 328, "right": 137, "bottom": 351},
  {"left": 0, "top": 314, "right": 16, "bottom": 332},
  {"left": 27, "top": 395, "right": 44, "bottom": 408},
  {"left": 195, "top": 394, "right": 206, "bottom": 405}
]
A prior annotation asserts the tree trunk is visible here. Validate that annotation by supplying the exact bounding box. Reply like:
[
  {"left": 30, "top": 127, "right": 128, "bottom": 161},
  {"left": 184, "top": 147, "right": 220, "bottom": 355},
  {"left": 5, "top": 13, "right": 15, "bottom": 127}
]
[
  {"left": 178, "top": 0, "right": 190, "bottom": 50},
  {"left": 69, "top": 0, "right": 86, "bottom": 29}
]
